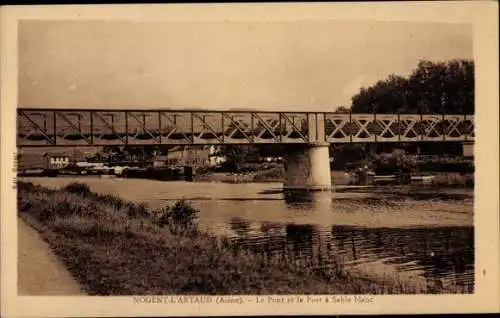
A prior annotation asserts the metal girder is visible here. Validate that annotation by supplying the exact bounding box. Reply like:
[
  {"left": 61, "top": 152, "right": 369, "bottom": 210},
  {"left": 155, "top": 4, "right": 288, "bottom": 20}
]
[
  {"left": 16, "top": 108, "right": 475, "bottom": 147},
  {"left": 222, "top": 113, "right": 253, "bottom": 144},
  {"left": 324, "top": 113, "right": 475, "bottom": 143},
  {"left": 18, "top": 110, "right": 55, "bottom": 145},
  {"left": 127, "top": 111, "right": 160, "bottom": 144},
  {"left": 55, "top": 111, "right": 91, "bottom": 144}
]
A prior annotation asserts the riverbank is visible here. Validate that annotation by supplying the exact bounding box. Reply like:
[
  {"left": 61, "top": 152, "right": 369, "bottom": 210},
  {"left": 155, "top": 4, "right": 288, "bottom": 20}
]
[
  {"left": 195, "top": 168, "right": 473, "bottom": 188},
  {"left": 17, "top": 181, "right": 471, "bottom": 295},
  {"left": 194, "top": 168, "right": 353, "bottom": 185}
]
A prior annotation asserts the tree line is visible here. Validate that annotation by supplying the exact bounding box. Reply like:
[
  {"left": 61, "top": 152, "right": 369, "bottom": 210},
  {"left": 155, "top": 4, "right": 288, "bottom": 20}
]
[{"left": 346, "top": 59, "right": 474, "bottom": 114}]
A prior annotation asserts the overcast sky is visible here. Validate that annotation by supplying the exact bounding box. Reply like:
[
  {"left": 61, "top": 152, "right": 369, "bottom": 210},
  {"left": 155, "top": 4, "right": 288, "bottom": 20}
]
[{"left": 18, "top": 20, "right": 472, "bottom": 111}]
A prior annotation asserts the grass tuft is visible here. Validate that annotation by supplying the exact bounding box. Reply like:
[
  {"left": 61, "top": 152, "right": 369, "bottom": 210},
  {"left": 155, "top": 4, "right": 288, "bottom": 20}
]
[{"left": 63, "top": 182, "right": 91, "bottom": 196}]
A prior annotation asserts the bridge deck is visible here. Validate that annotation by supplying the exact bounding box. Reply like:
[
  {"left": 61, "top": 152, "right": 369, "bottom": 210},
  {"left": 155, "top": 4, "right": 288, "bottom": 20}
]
[{"left": 17, "top": 109, "right": 474, "bottom": 147}]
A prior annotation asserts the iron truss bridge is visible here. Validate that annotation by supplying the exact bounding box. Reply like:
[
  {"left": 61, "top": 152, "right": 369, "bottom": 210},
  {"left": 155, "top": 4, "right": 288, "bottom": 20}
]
[{"left": 17, "top": 108, "right": 474, "bottom": 147}]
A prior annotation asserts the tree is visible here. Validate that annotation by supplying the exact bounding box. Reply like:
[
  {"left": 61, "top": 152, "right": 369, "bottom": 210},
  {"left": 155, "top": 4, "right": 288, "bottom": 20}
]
[
  {"left": 334, "top": 106, "right": 351, "bottom": 114},
  {"left": 255, "top": 144, "right": 284, "bottom": 158},
  {"left": 157, "top": 145, "right": 176, "bottom": 155},
  {"left": 330, "top": 144, "right": 376, "bottom": 170},
  {"left": 351, "top": 59, "right": 474, "bottom": 114},
  {"left": 407, "top": 59, "right": 474, "bottom": 114},
  {"left": 372, "top": 149, "right": 417, "bottom": 174},
  {"left": 351, "top": 74, "right": 409, "bottom": 113},
  {"left": 103, "top": 146, "right": 122, "bottom": 154},
  {"left": 215, "top": 145, "right": 256, "bottom": 172}
]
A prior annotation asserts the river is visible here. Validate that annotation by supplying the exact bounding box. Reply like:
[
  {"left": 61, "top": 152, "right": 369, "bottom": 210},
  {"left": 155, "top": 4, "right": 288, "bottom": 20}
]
[{"left": 23, "top": 176, "right": 474, "bottom": 291}]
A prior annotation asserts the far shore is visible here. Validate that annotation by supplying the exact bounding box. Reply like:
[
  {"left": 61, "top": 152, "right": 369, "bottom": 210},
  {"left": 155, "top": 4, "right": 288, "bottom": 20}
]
[{"left": 194, "top": 170, "right": 473, "bottom": 189}]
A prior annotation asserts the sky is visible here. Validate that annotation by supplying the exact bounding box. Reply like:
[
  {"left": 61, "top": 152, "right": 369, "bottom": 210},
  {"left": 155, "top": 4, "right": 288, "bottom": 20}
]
[{"left": 18, "top": 20, "right": 473, "bottom": 112}]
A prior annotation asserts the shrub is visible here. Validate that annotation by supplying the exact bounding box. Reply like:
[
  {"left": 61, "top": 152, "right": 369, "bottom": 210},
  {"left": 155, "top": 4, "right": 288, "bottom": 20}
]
[
  {"left": 95, "top": 194, "right": 123, "bottom": 207},
  {"left": 157, "top": 200, "right": 199, "bottom": 234},
  {"left": 63, "top": 182, "right": 91, "bottom": 196},
  {"left": 17, "top": 181, "right": 38, "bottom": 192},
  {"left": 194, "top": 166, "right": 212, "bottom": 175},
  {"left": 372, "top": 149, "right": 417, "bottom": 174},
  {"left": 37, "top": 204, "right": 58, "bottom": 222},
  {"left": 252, "top": 167, "right": 284, "bottom": 182},
  {"left": 126, "top": 202, "right": 150, "bottom": 218},
  {"left": 94, "top": 193, "right": 149, "bottom": 217}
]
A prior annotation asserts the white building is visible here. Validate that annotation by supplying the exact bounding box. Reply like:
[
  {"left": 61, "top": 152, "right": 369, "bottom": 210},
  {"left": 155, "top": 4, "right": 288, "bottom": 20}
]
[{"left": 47, "top": 156, "right": 70, "bottom": 169}]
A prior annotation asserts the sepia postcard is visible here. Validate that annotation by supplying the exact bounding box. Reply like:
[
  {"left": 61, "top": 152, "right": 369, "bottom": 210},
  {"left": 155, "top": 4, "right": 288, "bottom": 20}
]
[{"left": 1, "top": 2, "right": 499, "bottom": 317}]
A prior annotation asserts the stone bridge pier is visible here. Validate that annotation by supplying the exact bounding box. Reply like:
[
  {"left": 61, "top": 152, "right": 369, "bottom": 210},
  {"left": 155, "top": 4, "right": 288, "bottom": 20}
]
[{"left": 283, "top": 142, "right": 332, "bottom": 191}]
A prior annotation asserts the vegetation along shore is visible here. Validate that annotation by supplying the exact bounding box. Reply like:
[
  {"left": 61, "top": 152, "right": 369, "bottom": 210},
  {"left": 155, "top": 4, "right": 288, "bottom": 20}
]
[{"left": 17, "top": 181, "right": 471, "bottom": 295}]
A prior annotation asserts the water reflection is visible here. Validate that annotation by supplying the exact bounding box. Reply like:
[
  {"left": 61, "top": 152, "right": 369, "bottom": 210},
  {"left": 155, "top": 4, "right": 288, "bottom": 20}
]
[
  {"left": 330, "top": 225, "right": 474, "bottom": 287},
  {"left": 228, "top": 214, "right": 474, "bottom": 291},
  {"left": 284, "top": 189, "right": 331, "bottom": 205},
  {"left": 259, "top": 221, "right": 282, "bottom": 235},
  {"left": 283, "top": 190, "right": 333, "bottom": 213},
  {"left": 229, "top": 217, "right": 251, "bottom": 237}
]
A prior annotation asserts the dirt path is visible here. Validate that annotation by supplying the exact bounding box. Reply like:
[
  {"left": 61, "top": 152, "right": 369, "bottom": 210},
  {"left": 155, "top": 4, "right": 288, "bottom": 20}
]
[{"left": 17, "top": 218, "right": 85, "bottom": 295}]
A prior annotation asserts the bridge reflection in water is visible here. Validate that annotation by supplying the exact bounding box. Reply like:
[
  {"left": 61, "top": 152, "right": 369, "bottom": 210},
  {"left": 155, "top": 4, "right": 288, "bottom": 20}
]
[{"left": 227, "top": 191, "right": 474, "bottom": 292}]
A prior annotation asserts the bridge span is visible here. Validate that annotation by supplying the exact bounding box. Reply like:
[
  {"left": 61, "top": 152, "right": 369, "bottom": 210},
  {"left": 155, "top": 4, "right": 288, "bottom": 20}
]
[{"left": 17, "top": 108, "right": 474, "bottom": 191}]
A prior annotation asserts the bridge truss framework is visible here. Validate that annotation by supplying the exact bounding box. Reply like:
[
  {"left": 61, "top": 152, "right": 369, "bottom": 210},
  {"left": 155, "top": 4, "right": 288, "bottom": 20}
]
[{"left": 17, "top": 108, "right": 475, "bottom": 147}]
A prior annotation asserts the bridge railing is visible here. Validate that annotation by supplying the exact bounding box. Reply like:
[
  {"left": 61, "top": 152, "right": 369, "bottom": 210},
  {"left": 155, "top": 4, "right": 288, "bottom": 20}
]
[{"left": 17, "top": 109, "right": 474, "bottom": 146}]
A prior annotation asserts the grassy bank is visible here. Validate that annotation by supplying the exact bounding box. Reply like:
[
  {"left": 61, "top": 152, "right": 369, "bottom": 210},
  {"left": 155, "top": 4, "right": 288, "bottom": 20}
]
[{"left": 17, "top": 181, "right": 470, "bottom": 295}]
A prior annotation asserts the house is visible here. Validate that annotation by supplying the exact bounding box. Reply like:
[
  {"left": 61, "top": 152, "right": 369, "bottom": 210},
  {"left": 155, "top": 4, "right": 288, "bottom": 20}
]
[
  {"left": 46, "top": 155, "right": 70, "bottom": 169},
  {"left": 166, "top": 145, "right": 225, "bottom": 167},
  {"left": 47, "top": 156, "right": 69, "bottom": 169}
]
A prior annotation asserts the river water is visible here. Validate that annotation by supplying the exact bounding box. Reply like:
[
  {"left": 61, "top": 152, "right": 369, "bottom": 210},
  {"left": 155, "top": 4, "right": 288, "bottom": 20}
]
[{"left": 24, "top": 176, "right": 474, "bottom": 291}]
